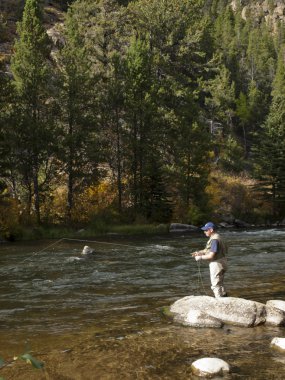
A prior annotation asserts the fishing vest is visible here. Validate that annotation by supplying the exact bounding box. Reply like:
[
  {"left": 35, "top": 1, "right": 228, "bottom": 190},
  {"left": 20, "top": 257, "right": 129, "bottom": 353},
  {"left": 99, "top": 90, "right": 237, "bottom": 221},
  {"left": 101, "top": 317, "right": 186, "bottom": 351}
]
[{"left": 205, "top": 233, "right": 227, "bottom": 261}]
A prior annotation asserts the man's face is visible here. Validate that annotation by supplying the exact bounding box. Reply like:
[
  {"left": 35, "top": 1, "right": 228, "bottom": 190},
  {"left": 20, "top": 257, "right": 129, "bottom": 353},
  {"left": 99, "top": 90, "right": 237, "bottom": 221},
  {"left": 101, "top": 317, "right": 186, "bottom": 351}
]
[{"left": 204, "top": 228, "right": 213, "bottom": 237}]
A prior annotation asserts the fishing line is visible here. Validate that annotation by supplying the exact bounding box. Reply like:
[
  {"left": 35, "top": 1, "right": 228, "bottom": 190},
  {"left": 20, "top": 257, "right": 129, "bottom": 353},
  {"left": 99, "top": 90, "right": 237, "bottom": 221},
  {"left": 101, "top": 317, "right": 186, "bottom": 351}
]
[
  {"left": 9, "top": 238, "right": 209, "bottom": 298},
  {"left": 21, "top": 238, "right": 66, "bottom": 263},
  {"left": 11, "top": 237, "right": 140, "bottom": 267},
  {"left": 195, "top": 260, "right": 208, "bottom": 295},
  {"left": 61, "top": 238, "right": 138, "bottom": 248}
]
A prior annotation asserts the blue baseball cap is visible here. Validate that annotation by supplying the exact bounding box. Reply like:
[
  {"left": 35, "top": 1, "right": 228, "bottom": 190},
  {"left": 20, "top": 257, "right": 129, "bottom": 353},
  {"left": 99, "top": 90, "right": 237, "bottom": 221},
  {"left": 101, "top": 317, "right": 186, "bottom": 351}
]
[{"left": 201, "top": 222, "right": 215, "bottom": 231}]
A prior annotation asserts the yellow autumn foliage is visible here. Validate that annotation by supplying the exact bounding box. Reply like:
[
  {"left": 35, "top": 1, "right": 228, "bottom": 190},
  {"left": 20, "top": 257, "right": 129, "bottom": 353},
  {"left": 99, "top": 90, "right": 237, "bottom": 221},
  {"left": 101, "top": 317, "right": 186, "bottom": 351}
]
[
  {"left": 206, "top": 170, "right": 260, "bottom": 219},
  {"left": 71, "top": 181, "right": 117, "bottom": 224},
  {"left": 0, "top": 195, "right": 20, "bottom": 238}
]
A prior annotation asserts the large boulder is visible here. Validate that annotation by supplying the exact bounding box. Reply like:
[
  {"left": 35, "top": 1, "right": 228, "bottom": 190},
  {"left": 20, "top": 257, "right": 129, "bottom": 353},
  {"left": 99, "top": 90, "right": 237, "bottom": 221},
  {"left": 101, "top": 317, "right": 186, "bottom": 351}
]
[
  {"left": 191, "top": 357, "right": 230, "bottom": 378},
  {"left": 170, "top": 296, "right": 285, "bottom": 328}
]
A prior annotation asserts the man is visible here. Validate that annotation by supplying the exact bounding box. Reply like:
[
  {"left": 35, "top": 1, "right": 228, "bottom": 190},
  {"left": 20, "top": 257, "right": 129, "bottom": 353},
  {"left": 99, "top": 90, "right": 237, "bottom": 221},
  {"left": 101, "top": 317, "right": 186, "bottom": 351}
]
[{"left": 192, "top": 222, "right": 228, "bottom": 298}]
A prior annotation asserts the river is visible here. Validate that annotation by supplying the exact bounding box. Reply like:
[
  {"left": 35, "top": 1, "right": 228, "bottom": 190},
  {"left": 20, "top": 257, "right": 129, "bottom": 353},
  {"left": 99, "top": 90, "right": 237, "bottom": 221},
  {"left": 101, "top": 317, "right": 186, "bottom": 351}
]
[{"left": 0, "top": 228, "right": 285, "bottom": 379}]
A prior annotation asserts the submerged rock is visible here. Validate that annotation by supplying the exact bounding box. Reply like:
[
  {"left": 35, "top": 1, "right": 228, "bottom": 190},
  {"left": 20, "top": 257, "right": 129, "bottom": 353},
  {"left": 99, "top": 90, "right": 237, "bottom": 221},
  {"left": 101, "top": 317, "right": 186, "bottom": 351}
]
[
  {"left": 170, "top": 296, "right": 285, "bottom": 328},
  {"left": 81, "top": 245, "right": 95, "bottom": 255},
  {"left": 191, "top": 357, "right": 230, "bottom": 378}
]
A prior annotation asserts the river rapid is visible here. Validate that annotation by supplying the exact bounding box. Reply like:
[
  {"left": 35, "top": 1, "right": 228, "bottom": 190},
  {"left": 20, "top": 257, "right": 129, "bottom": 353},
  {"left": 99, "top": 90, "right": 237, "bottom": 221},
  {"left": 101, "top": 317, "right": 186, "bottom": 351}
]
[{"left": 0, "top": 229, "right": 285, "bottom": 379}]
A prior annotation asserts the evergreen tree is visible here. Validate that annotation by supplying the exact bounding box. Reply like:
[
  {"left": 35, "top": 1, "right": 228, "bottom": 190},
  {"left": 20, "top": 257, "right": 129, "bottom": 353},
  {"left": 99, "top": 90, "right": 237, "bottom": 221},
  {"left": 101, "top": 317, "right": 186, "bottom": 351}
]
[
  {"left": 0, "top": 68, "right": 13, "bottom": 178},
  {"left": 205, "top": 63, "right": 236, "bottom": 130},
  {"left": 128, "top": 0, "right": 212, "bottom": 220},
  {"left": 246, "top": 21, "right": 276, "bottom": 93},
  {"left": 57, "top": 4, "right": 99, "bottom": 222},
  {"left": 253, "top": 47, "right": 285, "bottom": 218},
  {"left": 10, "top": 0, "right": 57, "bottom": 224},
  {"left": 70, "top": 0, "right": 128, "bottom": 215},
  {"left": 123, "top": 36, "right": 161, "bottom": 218},
  {"left": 103, "top": 53, "right": 126, "bottom": 214}
]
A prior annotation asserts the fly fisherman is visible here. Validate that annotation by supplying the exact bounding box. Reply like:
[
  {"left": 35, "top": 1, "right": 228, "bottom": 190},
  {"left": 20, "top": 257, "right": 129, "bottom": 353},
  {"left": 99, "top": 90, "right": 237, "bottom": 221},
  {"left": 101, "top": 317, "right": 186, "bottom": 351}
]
[{"left": 192, "top": 222, "right": 228, "bottom": 298}]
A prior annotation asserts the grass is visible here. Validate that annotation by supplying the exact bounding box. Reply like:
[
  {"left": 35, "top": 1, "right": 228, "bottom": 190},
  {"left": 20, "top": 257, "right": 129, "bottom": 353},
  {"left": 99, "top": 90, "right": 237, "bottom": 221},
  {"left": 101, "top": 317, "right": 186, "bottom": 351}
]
[
  {"left": 107, "top": 223, "right": 169, "bottom": 235},
  {"left": 3, "top": 223, "right": 170, "bottom": 242}
]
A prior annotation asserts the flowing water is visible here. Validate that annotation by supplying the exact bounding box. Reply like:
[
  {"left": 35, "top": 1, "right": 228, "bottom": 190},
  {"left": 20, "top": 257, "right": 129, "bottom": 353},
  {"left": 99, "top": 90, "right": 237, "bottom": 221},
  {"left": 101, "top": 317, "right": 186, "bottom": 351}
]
[{"left": 0, "top": 229, "right": 285, "bottom": 379}]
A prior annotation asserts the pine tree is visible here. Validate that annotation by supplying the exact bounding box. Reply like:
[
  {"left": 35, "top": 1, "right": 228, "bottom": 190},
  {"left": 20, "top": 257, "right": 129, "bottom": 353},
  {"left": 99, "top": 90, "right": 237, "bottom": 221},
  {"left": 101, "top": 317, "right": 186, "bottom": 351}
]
[
  {"left": 253, "top": 47, "right": 285, "bottom": 218},
  {"left": 70, "top": 0, "right": 128, "bottom": 215},
  {"left": 205, "top": 63, "right": 236, "bottom": 129},
  {"left": 127, "top": 0, "right": 212, "bottom": 220},
  {"left": 57, "top": 4, "right": 98, "bottom": 222},
  {"left": 0, "top": 67, "right": 13, "bottom": 177},
  {"left": 123, "top": 36, "right": 157, "bottom": 217},
  {"left": 10, "top": 0, "right": 57, "bottom": 224}
]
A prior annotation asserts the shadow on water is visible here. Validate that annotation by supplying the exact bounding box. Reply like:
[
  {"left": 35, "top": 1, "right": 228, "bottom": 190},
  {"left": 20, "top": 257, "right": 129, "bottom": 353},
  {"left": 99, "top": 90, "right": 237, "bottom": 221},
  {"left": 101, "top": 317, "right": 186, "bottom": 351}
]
[{"left": 0, "top": 229, "right": 285, "bottom": 379}]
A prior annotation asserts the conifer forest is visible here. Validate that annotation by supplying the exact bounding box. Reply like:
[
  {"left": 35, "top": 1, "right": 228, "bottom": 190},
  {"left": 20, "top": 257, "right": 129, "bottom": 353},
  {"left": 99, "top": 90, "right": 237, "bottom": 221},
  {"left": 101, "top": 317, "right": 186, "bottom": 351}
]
[{"left": 0, "top": 0, "right": 285, "bottom": 236}]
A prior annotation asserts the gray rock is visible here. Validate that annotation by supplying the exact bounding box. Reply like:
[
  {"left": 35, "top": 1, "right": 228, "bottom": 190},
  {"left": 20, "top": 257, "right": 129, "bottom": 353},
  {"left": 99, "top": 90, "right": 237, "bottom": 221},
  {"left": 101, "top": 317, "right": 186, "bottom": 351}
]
[
  {"left": 271, "top": 337, "right": 285, "bottom": 351},
  {"left": 169, "top": 223, "right": 199, "bottom": 232},
  {"left": 265, "top": 305, "right": 285, "bottom": 326},
  {"left": 170, "top": 296, "right": 268, "bottom": 327},
  {"left": 81, "top": 245, "right": 95, "bottom": 255},
  {"left": 234, "top": 219, "right": 252, "bottom": 227},
  {"left": 219, "top": 222, "right": 234, "bottom": 228},
  {"left": 221, "top": 214, "right": 235, "bottom": 224},
  {"left": 191, "top": 357, "right": 230, "bottom": 377},
  {"left": 174, "top": 309, "right": 223, "bottom": 328},
  {"left": 266, "top": 300, "right": 285, "bottom": 313}
]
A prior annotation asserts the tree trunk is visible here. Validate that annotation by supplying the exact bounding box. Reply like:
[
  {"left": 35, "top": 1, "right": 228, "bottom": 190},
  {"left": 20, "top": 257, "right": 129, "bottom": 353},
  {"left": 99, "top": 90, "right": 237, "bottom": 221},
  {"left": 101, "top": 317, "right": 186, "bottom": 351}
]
[
  {"left": 33, "top": 168, "right": 41, "bottom": 225},
  {"left": 67, "top": 164, "right": 73, "bottom": 222},
  {"left": 133, "top": 115, "right": 138, "bottom": 215},
  {"left": 66, "top": 116, "right": 74, "bottom": 222},
  {"left": 115, "top": 110, "right": 122, "bottom": 214}
]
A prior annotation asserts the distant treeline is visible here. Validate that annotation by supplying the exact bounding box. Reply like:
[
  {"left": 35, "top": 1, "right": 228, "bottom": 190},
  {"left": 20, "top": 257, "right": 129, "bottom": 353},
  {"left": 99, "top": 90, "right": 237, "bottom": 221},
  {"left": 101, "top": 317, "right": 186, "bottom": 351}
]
[{"left": 0, "top": 0, "right": 284, "bottom": 234}]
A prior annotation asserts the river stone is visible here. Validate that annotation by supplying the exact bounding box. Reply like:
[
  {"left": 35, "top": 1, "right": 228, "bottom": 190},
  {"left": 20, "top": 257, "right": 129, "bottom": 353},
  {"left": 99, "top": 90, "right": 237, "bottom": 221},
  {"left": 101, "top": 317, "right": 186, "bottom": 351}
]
[
  {"left": 81, "top": 246, "right": 95, "bottom": 255},
  {"left": 174, "top": 309, "right": 223, "bottom": 328},
  {"left": 266, "top": 300, "right": 285, "bottom": 313},
  {"left": 191, "top": 357, "right": 230, "bottom": 378},
  {"left": 169, "top": 223, "right": 199, "bottom": 232},
  {"left": 271, "top": 337, "right": 285, "bottom": 351},
  {"left": 170, "top": 296, "right": 266, "bottom": 327},
  {"left": 264, "top": 305, "right": 285, "bottom": 326}
]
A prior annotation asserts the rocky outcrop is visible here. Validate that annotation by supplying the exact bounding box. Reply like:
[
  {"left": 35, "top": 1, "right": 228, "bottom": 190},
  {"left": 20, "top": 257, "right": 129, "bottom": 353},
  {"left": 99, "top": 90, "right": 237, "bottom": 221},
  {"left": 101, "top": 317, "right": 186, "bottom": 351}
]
[
  {"left": 170, "top": 296, "right": 285, "bottom": 328},
  {"left": 231, "top": 0, "right": 285, "bottom": 31}
]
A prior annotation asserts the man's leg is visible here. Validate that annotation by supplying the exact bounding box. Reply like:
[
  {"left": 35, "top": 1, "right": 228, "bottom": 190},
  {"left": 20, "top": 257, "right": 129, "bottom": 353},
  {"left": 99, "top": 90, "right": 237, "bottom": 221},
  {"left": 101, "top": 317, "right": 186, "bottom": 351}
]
[{"left": 209, "top": 261, "right": 227, "bottom": 297}]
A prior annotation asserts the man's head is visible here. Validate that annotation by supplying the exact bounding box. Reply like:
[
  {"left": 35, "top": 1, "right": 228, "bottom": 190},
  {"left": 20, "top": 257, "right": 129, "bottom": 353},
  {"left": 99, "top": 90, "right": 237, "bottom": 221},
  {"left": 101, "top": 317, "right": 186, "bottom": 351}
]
[{"left": 201, "top": 222, "right": 216, "bottom": 236}]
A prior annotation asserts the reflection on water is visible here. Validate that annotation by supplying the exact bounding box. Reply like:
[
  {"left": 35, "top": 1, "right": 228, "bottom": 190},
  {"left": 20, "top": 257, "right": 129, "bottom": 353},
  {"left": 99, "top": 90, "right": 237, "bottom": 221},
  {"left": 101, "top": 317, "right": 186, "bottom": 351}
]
[{"left": 0, "top": 229, "right": 285, "bottom": 379}]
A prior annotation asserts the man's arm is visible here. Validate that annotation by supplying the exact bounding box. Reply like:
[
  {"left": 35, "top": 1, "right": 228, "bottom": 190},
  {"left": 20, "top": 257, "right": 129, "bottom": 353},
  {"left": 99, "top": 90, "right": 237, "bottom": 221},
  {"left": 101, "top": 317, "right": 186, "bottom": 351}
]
[{"left": 191, "top": 240, "right": 218, "bottom": 261}]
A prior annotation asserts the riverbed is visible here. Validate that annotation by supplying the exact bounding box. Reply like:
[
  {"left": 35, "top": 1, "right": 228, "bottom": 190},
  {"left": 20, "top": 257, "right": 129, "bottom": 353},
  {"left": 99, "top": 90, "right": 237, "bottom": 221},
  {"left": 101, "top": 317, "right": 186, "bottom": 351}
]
[{"left": 0, "top": 229, "right": 285, "bottom": 379}]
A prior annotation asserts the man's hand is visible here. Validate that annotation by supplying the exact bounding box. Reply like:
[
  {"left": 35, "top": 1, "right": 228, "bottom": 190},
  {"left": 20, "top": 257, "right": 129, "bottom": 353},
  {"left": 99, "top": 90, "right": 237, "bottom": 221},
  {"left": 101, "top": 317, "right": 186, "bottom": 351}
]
[{"left": 195, "top": 255, "right": 202, "bottom": 261}]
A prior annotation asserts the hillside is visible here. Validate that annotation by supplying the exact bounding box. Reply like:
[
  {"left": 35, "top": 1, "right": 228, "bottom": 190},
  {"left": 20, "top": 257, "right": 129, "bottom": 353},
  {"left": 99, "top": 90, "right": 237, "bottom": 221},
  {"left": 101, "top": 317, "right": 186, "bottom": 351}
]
[
  {"left": 2, "top": 0, "right": 285, "bottom": 64},
  {"left": 1, "top": 0, "right": 285, "bottom": 234},
  {"left": 0, "top": 0, "right": 65, "bottom": 64}
]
